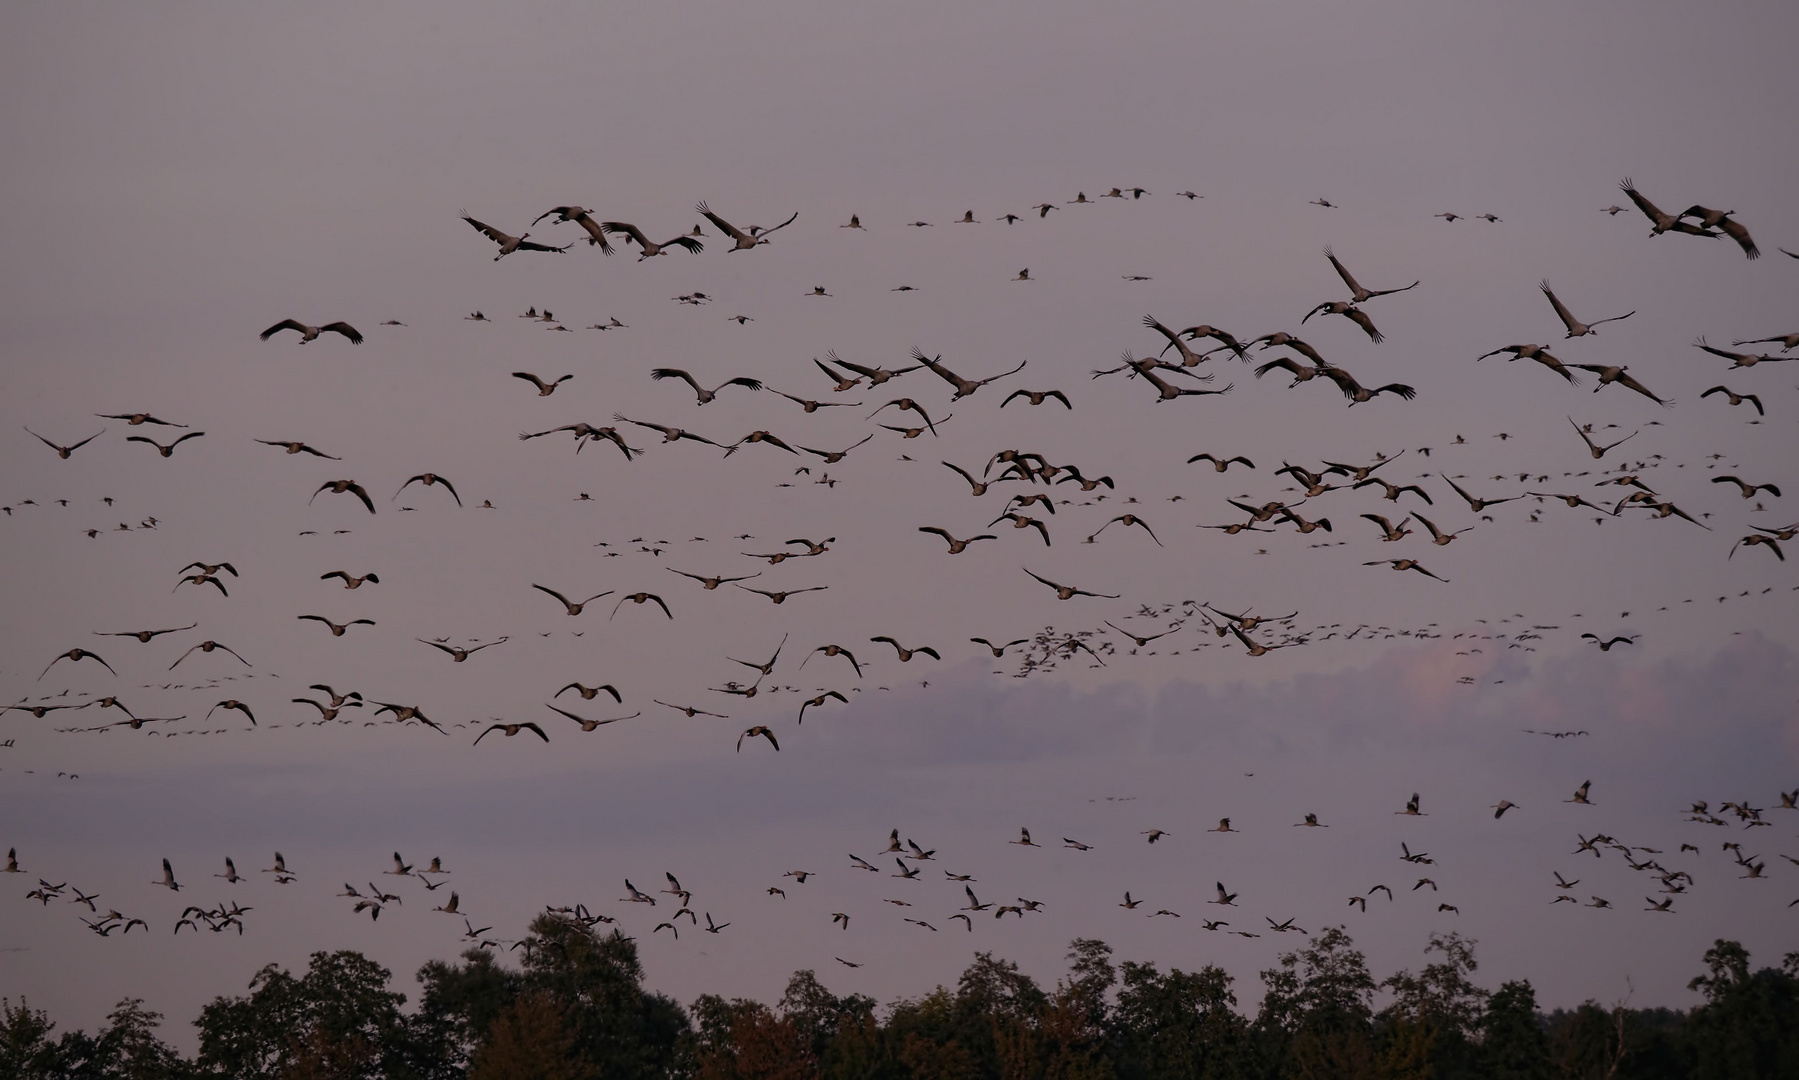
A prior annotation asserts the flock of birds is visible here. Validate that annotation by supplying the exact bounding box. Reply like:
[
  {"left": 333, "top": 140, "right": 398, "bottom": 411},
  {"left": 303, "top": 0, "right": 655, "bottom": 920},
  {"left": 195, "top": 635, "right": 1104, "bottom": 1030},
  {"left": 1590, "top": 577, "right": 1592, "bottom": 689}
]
[{"left": 5, "top": 178, "right": 1795, "bottom": 975}]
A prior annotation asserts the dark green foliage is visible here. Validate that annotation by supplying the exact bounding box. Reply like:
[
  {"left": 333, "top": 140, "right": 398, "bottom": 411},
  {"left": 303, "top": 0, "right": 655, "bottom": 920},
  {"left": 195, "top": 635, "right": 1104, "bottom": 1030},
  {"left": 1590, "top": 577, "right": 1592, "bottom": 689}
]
[{"left": 14, "top": 934, "right": 1799, "bottom": 1078}]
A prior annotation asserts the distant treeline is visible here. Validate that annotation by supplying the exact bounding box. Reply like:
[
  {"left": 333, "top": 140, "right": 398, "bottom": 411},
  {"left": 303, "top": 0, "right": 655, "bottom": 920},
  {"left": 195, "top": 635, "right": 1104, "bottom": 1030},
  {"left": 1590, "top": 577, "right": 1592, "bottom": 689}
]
[{"left": 4, "top": 916, "right": 1796, "bottom": 1079}]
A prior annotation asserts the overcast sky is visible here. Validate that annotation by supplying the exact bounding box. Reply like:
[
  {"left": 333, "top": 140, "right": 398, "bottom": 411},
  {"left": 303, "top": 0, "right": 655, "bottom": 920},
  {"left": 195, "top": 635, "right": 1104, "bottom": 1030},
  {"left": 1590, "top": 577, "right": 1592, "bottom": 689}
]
[{"left": 2, "top": 0, "right": 1796, "bottom": 1044}]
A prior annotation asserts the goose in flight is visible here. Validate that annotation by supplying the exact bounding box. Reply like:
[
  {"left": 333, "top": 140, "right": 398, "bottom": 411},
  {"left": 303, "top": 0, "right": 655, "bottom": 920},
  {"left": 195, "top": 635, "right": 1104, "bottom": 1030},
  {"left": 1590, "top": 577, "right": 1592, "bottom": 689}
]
[
  {"left": 1302, "top": 302, "right": 1384, "bottom": 343},
  {"left": 460, "top": 213, "right": 570, "bottom": 259},
  {"left": 1411, "top": 514, "right": 1470, "bottom": 546},
  {"left": 825, "top": 350, "right": 921, "bottom": 387},
  {"left": 1476, "top": 343, "right": 1581, "bottom": 384},
  {"left": 1001, "top": 388, "right": 1071, "bottom": 409},
  {"left": 1023, "top": 568, "right": 1119, "bottom": 600},
  {"left": 723, "top": 430, "right": 800, "bottom": 456},
  {"left": 668, "top": 568, "right": 760, "bottom": 591},
  {"left": 528, "top": 206, "right": 615, "bottom": 253},
  {"left": 26, "top": 427, "right": 106, "bottom": 458},
  {"left": 256, "top": 439, "right": 339, "bottom": 458},
  {"left": 474, "top": 721, "right": 548, "bottom": 745},
  {"left": 1567, "top": 418, "right": 1637, "bottom": 460},
  {"left": 1360, "top": 514, "right": 1412, "bottom": 542},
  {"left": 1254, "top": 355, "right": 1332, "bottom": 386},
  {"left": 96, "top": 623, "right": 196, "bottom": 643},
  {"left": 556, "top": 682, "right": 622, "bottom": 703},
  {"left": 990, "top": 512, "right": 1052, "bottom": 546},
  {"left": 513, "top": 372, "right": 574, "bottom": 396},
  {"left": 654, "top": 700, "right": 727, "bottom": 718},
  {"left": 800, "top": 644, "right": 861, "bottom": 677},
  {"left": 798, "top": 691, "right": 847, "bottom": 724},
  {"left": 1143, "top": 314, "right": 1217, "bottom": 365},
  {"left": 1618, "top": 179, "right": 1720, "bottom": 237},
  {"left": 1105, "top": 621, "right": 1176, "bottom": 648},
  {"left": 126, "top": 432, "right": 205, "bottom": 457},
  {"left": 297, "top": 615, "right": 375, "bottom": 637},
  {"left": 868, "top": 397, "right": 941, "bottom": 436},
  {"left": 1540, "top": 280, "right": 1633, "bottom": 338},
  {"left": 1698, "top": 386, "right": 1762, "bottom": 415},
  {"left": 1210, "top": 882, "right": 1238, "bottom": 906},
  {"left": 1087, "top": 514, "right": 1162, "bottom": 546},
  {"left": 1319, "top": 366, "right": 1414, "bottom": 404},
  {"left": 1692, "top": 336, "right": 1792, "bottom": 368},
  {"left": 1441, "top": 476, "right": 1520, "bottom": 513},
  {"left": 291, "top": 696, "right": 360, "bottom": 722},
  {"left": 772, "top": 389, "right": 861, "bottom": 413},
  {"left": 728, "top": 635, "right": 787, "bottom": 678},
  {"left": 736, "top": 726, "right": 780, "bottom": 752},
  {"left": 611, "top": 592, "right": 672, "bottom": 620},
  {"left": 871, "top": 637, "right": 939, "bottom": 662},
  {"left": 1397, "top": 793, "right": 1425, "bottom": 816},
  {"left": 38, "top": 647, "right": 117, "bottom": 680},
  {"left": 919, "top": 527, "right": 996, "bottom": 554},
  {"left": 599, "top": 221, "right": 702, "bottom": 259},
  {"left": 421, "top": 637, "right": 508, "bottom": 662},
  {"left": 1566, "top": 781, "right": 1593, "bottom": 805},
  {"left": 97, "top": 411, "right": 185, "bottom": 427},
  {"left": 154, "top": 858, "right": 181, "bottom": 891},
  {"left": 1678, "top": 205, "right": 1758, "bottom": 258},
  {"left": 1188, "top": 453, "right": 1254, "bottom": 472},
  {"left": 1492, "top": 801, "right": 1518, "bottom": 819},
  {"left": 734, "top": 584, "right": 827, "bottom": 604},
  {"left": 519, "top": 423, "right": 639, "bottom": 459},
  {"left": 1364, "top": 558, "right": 1448, "bottom": 581},
  {"left": 1354, "top": 477, "right": 1431, "bottom": 505},
  {"left": 798, "top": 435, "right": 875, "bottom": 463},
  {"left": 395, "top": 472, "right": 461, "bottom": 506},
  {"left": 532, "top": 584, "right": 614, "bottom": 616},
  {"left": 1568, "top": 364, "right": 1670, "bottom": 406},
  {"left": 168, "top": 640, "right": 250, "bottom": 669},
  {"left": 206, "top": 699, "right": 256, "bottom": 726},
  {"left": 1322, "top": 246, "right": 1418, "bottom": 303},
  {"left": 971, "top": 637, "right": 1030, "bottom": 657},
  {"left": 321, "top": 570, "right": 378, "bottom": 590},
  {"left": 1711, "top": 475, "right": 1780, "bottom": 500},
  {"left": 1729, "top": 534, "right": 1784, "bottom": 562},
  {"left": 1580, "top": 634, "right": 1635, "bottom": 651},
  {"left": 259, "top": 319, "right": 363, "bottom": 344},
  {"left": 694, "top": 201, "right": 797, "bottom": 250},
  {"left": 907, "top": 348, "right": 1027, "bottom": 399},
  {"left": 311, "top": 480, "right": 377, "bottom": 514}
]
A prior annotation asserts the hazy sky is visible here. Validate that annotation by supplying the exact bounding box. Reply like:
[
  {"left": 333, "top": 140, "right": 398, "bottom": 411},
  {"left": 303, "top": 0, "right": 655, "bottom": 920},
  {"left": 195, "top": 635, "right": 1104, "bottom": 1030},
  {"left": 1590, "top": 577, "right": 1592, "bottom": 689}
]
[{"left": 2, "top": 0, "right": 1796, "bottom": 1044}]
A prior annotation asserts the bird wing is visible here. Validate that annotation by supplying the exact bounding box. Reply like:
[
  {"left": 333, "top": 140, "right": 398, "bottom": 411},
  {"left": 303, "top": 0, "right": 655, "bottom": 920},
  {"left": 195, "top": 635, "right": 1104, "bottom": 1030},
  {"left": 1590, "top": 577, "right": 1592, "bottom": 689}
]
[
  {"left": 320, "top": 322, "right": 363, "bottom": 343},
  {"left": 260, "top": 319, "right": 307, "bottom": 340},
  {"left": 694, "top": 202, "right": 751, "bottom": 243}
]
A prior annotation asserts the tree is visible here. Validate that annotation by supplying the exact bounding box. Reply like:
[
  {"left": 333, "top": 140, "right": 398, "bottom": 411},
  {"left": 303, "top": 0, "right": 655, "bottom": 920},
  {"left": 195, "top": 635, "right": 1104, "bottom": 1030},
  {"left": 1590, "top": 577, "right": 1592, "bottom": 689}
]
[
  {"left": 1113, "top": 961, "right": 1247, "bottom": 1080},
  {"left": 1377, "top": 932, "right": 1488, "bottom": 1078},
  {"left": 0, "top": 998, "right": 62, "bottom": 1080},
  {"left": 1479, "top": 981, "right": 1551, "bottom": 1080},
  {"left": 193, "top": 950, "right": 415, "bottom": 1080},
  {"left": 1256, "top": 927, "right": 1379, "bottom": 1079},
  {"left": 1684, "top": 940, "right": 1799, "bottom": 1080}
]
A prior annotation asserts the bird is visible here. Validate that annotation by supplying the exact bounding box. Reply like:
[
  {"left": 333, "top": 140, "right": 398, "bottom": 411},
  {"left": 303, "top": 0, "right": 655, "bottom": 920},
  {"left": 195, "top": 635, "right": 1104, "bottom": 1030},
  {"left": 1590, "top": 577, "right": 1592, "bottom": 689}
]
[
  {"left": 736, "top": 726, "right": 779, "bottom": 752},
  {"left": 798, "top": 691, "right": 847, "bottom": 724},
  {"left": 723, "top": 431, "right": 801, "bottom": 456},
  {"left": 1318, "top": 366, "right": 1414, "bottom": 404},
  {"left": 1087, "top": 514, "right": 1162, "bottom": 546},
  {"left": 1476, "top": 344, "right": 1582, "bottom": 384},
  {"left": 1540, "top": 280, "right": 1634, "bottom": 338},
  {"left": 1729, "top": 332, "right": 1798, "bottom": 353},
  {"left": 206, "top": 700, "right": 257, "bottom": 725},
  {"left": 1693, "top": 337, "right": 1792, "bottom": 369},
  {"left": 1364, "top": 559, "right": 1448, "bottom": 581},
  {"left": 1492, "top": 801, "right": 1518, "bottom": 818},
  {"left": 870, "top": 637, "right": 940, "bottom": 662},
  {"left": 798, "top": 436, "right": 875, "bottom": 463},
  {"left": 321, "top": 571, "right": 379, "bottom": 589},
  {"left": 1188, "top": 453, "right": 1254, "bottom": 472},
  {"left": 1323, "top": 247, "right": 1418, "bottom": 304},
  {"left": 1435, "top": 212, "right": 1461, "bottom": 222},
  {"left": 1001, "top": 388, "right": 1071, "bottom": 409},
  {"left": 734, "top": 584, "right": 827, "bottom": 604},
  {"left": 310, "top": 481, "right": 377, "bottom": 514},
  {"left": 532, "top": 584, "right": 614, "bottom": 616},
  {"left": 97, "top": 412, "right": 185, "bottom": 427},
  {"left": 94, "top": 624, "right": 196, "bottom": 643},
  {"left": 598, "top": 221, "right": 703, "bottom": 259},
  {"left": 168, "top": 640, "right": 250, "bottom": 669},
  {"left": 918, "top": 527, "right": 996, "bottom": 554},
  {"left": 1568, "top": 365, "right": 1670, "bottom": 407},
  {"left": 1023, "top": 568, "right": 1119, "bottom": 600},
  {"left": 420, "top": 638, "right": 507, "bottom": 662},
  {"left": 153, "top": 858, "right": 181, "bottom": 891},
  {"left": 474, "top": 721, "right": 548, "bottom": 745},
  {"left": 512, "top": 372, "right": 574, "bottom": 396},
  {"left": 26, "top": 428, "right": 107, "bottom": 458},
  {"left": 1210, "top": 883, "right": 1238, "bottom": 906},
  {"left": 1729, "top": 535, "right": 1784, "bottom": 562},
  {"left": 1698, "top": 386, "right": 1763, "bottom": 415},
  {"left": 650, "top": 368, "right": 764, "bottom": 405},
  {"left": 694, "top": 202, "right": 798, "bottom": 250},
  {"left": 259, "top": 319, "right": 363, "bottom": 344},
  {"left": 395, "top": 473, "right": 461, "bottom": 506},
  {"left": 1711, "top": 476, "right": 1780, "bottom": 500},
  {"left": 297, "top": 615, "right": 375, "bottom": 637},
  {"left": 527, "top": 206, "right": 615, "bottom": 253},
  {"left": 39, "top": 648, "right": 117, "bottom": 680},
  {"left": 824, "top": 350, "right": 921, "bottom": 387},
  {"left": 1568, "top": 418, "right": 1637, "bottom": 460},
  {"left": 126, "top": 431, "right": 205, "bottom": 457},
  {"left": 1677, "top": 205, "right": 1759, "bottom": 258},
  {"left": 1617, "top": 179, "right": 1721, "bottom": 238},
  {"left": 801, "top": 644, "right": 862, "bottom": 677},
  {"left": 907, "top": 348, "right": 1028, "bottom": 399},
  {"left": 668, "top": 568, "right": 761, "bottom": 591},
  {"left": 459, "top": 213, "right": 571, "bottom": 259},
  {"left": 1566, "top": 781, "right": 1593, "bottom": 805},
  {"left": 611, "top": 593, "right": 672, "bottom": 620},
  {"left": 971, "top": 637, "right": 1029, "bottom": 657},
  {"left": 1302, "top": 301, "right": 1384, "bottom": 343}
]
